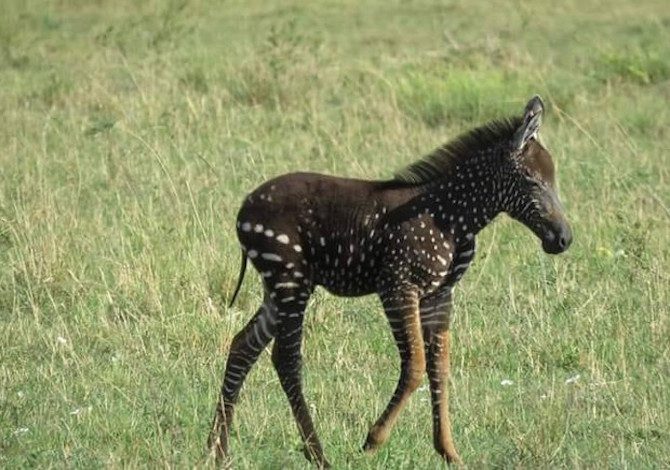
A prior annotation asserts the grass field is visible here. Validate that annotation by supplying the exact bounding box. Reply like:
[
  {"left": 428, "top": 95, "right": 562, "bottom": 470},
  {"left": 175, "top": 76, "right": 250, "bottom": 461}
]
[{"left": 1, "top": 0, "right": 669, "bottom": 468}]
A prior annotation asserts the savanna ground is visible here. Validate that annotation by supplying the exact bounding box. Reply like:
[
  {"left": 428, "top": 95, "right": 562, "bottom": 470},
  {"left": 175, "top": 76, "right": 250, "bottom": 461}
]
[{"left": 1, "top": 0, "right": 669, "bottom": 468}]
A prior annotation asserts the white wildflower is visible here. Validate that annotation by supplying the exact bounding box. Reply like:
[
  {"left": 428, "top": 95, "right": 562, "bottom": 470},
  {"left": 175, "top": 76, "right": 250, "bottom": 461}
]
[
  {"left": 565, "top": 374, "right": 581, "bottom": 385},
  {"left": 500, "top": 379, "right": 514, "bottom": 386},
  {"left": 70, "top": 406, "right": 92, "bottom": 416}
]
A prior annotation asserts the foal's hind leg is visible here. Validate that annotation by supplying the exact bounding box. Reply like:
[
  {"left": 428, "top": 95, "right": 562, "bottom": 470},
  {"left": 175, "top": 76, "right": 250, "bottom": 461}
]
[
  {"left": 208, "top": 292, "right": 278, "bottom": 460},
  {"left": 270, "top": 281, "right": 330, "bottom": 468}
]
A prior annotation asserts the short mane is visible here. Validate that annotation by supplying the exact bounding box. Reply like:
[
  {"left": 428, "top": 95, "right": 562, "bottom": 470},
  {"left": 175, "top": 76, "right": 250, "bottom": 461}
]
[{"left": 392, "top": 116, "right": 523, "bottom": 185}]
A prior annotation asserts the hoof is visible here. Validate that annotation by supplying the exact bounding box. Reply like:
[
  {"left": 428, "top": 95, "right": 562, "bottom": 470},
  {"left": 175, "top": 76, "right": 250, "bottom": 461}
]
[
  {"left": 207, "top": 435, "right": 228, "bottom": 463},
  {"left": 301, "top": 445, "right": 331, "bottom": 469},
  {"left": 435, "top": 442, "right": 462, "bottom": 466},
  {"left": 439, "top": 450, "right": 462, "bottom": 466},
  {"left": 361, "top": 434, "right": 382, "bottom": 454}
]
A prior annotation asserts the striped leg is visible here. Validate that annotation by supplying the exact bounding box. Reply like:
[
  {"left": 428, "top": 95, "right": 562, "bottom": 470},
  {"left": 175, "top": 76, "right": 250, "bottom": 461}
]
[
  {"left": 363, "top": 289, "right": 426, "bottom": 452},
  {"left": 208, "top": 293, "right": 278, "bottom": 460},
  {"left": 421, "top": 289, "right": 462, "bottom": 465},
  {"left": 270, "top": 284, "right": 330, "bottom": 468}
]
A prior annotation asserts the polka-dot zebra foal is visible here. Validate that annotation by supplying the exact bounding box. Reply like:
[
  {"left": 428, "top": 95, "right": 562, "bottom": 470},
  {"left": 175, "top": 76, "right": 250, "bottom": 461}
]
[{"left": 208, "top": 95, "right": 572, "bottom": 467}]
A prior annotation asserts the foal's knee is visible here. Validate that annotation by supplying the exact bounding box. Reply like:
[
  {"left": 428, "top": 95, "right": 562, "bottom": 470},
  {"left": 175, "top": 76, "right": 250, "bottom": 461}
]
[{"left": 271, "top": 342, "right": 302, "bottom": 376}]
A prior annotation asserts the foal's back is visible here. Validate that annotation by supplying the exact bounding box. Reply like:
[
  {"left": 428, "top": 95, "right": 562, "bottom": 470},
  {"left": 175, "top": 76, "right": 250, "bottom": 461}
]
[{"left": 236, "top": 172, "right": 414, "bottom": 297}]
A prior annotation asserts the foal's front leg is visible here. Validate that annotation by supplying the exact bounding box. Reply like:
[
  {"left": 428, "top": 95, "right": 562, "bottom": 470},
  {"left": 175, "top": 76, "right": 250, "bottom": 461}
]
[
  {"left": 421, "top": 290, "right": 462, "bottom": 464},
  {"left": 363, "top": 288, "right": 426, "bottom": 451}
]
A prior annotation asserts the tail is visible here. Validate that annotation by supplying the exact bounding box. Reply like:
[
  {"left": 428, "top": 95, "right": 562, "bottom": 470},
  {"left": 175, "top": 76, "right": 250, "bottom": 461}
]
[{"left": 228, "top": 249, "right": 247, "bottom": 307}]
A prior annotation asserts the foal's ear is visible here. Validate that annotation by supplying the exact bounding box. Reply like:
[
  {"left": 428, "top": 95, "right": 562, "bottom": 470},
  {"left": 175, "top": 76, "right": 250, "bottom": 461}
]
[{"left": 512, "top": 95, "right": 544, "bottom": 152}]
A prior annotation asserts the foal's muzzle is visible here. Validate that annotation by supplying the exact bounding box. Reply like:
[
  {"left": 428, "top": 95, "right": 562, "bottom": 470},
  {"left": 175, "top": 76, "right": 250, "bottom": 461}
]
[{"left": 541, "top": 222, "right": 572, "bottom": 254}]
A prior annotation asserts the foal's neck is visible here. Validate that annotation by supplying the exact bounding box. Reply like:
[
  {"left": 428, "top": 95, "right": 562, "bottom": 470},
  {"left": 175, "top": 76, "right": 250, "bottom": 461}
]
[{"left": 414, "top": 157, "right": 504, "bottom": 245}]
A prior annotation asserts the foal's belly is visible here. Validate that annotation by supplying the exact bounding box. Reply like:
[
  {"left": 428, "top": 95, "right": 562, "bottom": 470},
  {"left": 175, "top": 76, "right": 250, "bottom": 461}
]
[
  {"left": 314, "top": 267, "right": 378, "bottom": 297},
  {"left": 306, "top": 230, "right": 381, "bottom": 297},
  {"left": 318, "top": 281, "right": 377, "bottom": 298}
]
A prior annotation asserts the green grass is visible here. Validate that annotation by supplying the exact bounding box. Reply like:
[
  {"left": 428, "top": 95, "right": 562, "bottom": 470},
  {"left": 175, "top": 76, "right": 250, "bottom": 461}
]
[{"left": 1, "top": 0, "right": 669, "bottom": 468}]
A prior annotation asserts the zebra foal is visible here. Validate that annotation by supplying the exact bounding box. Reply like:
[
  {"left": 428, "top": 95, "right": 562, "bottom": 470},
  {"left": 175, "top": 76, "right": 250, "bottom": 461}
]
[{"left": 208, "top": 96, "right": 572, "bottom": 467}]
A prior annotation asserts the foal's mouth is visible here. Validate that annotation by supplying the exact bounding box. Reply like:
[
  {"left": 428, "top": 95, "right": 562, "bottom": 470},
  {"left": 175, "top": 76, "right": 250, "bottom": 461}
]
[{"left": 540, "top": 223, "right": 573, "bottom": 254}]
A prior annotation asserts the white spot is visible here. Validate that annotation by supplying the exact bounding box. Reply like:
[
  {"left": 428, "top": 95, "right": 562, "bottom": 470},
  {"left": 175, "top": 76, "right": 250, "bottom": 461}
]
[
  {"left": 264, "top": 229, "right": 275, "bottom": 237},
  {"left": 293, "top": 245, "right": 302, "bottom": 252},
  {"left": 261, "top": 253, "right": 282, "bottom": 262},
  {"left": 275, "top": 282, "right": 299, "bottom": 289},
  {"left": 501, "top": 379, "right": 514, "bottom": 386},
  {"left": 254, "top": 224, "right": 263, "bottom": 233},
  {"left": 241, "top": 222, "right": 252, "bottom": 232},
  {"left": 276, "top": 234, "right": 290, "bottom": 244},
  {"left": 247, "top": 250, "right": 258, "bottom": 258}
]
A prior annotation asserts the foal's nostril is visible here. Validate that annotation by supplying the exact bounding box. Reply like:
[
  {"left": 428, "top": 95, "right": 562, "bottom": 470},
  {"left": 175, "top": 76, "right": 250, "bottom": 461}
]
[{"left": 557, "top": 229, "right": 572, "bottom": 250}]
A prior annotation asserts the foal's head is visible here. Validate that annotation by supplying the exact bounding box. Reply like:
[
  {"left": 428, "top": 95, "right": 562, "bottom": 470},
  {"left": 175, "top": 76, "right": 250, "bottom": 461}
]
[{"left": 504, "top": 96, "right": 572, "bottom": 254}]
